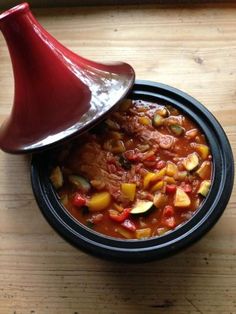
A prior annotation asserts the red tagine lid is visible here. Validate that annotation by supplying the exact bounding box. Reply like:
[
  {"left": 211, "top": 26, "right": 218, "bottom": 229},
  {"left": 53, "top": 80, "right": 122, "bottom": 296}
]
[{"left": 0, "top": 3, "right": 135, "bottom": 154}]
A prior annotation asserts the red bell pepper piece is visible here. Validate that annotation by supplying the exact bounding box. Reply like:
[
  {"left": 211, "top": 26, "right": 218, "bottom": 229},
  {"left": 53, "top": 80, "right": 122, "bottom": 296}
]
[
  {"left": 121, "top": 219, "right": 136, "bottom": 232},
  {"left": 183, "top": 184, "right": 192, "bottom": 193},
  {"left": 166, "top": 184, "right": 177, "bottom": 194},
  {"left": 163, "top": 216, "right": 176, "bottom": 228},
  {"left": 163, "top": 205, "right": 175, "bottom": 218},
  {"left": 156, "top": 160, "right": 166, "bottom": 170},
  {"left": 91, "top": 213, "right": 104, "bottom": 224},
  {"left": 124, "top": 150, "right": 139, "bottom": 161},
  {"left": 72, "top": 193, "right": 86, "bottom": 207},
  {"left": 145, "top": 155, "right": 156, "bottom": 162},
  {"left": 162, "top": 205, "right": 176, "bottom": 228},
  {"left": 109, "top": 208, "right": 131, "bottom": 222}
]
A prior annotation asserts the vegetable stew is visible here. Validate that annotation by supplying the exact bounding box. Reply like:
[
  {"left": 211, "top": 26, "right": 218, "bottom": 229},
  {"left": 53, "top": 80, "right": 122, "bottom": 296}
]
[{"left": 50, "top": 99, "right": 212, "bottom": 240}]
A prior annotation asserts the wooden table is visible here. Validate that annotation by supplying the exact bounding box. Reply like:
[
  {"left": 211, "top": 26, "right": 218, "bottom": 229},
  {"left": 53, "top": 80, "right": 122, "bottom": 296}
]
[{"left": 0, "top": 3, "right": 235, "bottom": 313}]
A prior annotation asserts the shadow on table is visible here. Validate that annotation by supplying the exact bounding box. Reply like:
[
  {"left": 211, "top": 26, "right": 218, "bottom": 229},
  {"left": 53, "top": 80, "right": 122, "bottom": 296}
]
[{"left": 92, "top": 241, "right": 214, "bottom": 313}]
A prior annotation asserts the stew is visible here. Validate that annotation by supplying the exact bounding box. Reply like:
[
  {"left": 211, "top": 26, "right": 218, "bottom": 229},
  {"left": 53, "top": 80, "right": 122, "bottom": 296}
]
[{"left": 50, "top": 99, "right": 212, "bottom": 239}]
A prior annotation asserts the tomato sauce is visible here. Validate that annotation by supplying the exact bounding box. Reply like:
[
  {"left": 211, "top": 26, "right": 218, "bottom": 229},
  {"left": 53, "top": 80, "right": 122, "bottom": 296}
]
[{"left": 50, "top": 99, "right": 212, "bottom": 239}]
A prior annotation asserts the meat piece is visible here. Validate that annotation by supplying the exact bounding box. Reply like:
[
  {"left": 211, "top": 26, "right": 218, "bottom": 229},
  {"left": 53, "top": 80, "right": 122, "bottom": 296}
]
[
  {"left": 140, "top": 129, "right": 175, "bottom": 149},
  {"left": 117, "top": 115, "right": 175, "bottom": 149},
  {"left": 65, "top": 141, "right": 141, "bottom": 201}
]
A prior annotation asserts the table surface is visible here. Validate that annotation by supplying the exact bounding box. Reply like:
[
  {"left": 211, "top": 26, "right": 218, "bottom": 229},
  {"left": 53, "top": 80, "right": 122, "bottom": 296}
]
[{"left": 0, "top": 3, "right": 235, "bottom": 314}]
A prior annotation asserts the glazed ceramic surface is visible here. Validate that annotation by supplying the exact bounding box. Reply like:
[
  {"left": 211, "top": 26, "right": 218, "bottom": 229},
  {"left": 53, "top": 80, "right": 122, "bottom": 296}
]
[{"left": 0, "top": 3, "right": 135, "bottom": 153}]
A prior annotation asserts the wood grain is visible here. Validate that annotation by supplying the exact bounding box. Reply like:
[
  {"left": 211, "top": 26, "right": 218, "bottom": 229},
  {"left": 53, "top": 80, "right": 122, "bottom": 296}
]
[{"left": 0, "top": 3, "right": 235, "bottom": 314}]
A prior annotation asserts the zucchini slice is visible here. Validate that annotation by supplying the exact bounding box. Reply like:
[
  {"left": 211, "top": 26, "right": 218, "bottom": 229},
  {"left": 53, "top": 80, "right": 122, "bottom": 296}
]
[
  {"left": 152, "top": 113, "right": 165, "bottom": 127},
  {"left": 131, "top": 200, "right": 154, "bottom": 214},
  {"left": 68, "top": 175, "right": 91, "bottom": 192},
  {"left": 169, "top": 124, "right": 185, "bottom": 136},
  {"left": 198, "top": 180, "right": 211, "bottom": 197}
]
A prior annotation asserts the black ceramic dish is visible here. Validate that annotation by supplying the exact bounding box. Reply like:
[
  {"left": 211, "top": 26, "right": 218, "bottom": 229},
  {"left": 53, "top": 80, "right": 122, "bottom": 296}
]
[{"left": 31, "top": 81, "right": 234, "bottom": 262}]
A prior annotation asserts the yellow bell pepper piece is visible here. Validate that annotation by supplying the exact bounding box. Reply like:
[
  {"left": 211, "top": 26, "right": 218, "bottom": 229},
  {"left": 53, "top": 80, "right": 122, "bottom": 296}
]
[
  {"left": 135, "top": 228, "right": 151, "bottom": 239},
  {"left": 88, "top": 192, "right": 111, "bottom": 212},
  {"left": 150, "top": 167, "right": 166, "bottom": 183},
  {"left": 121, "top": 183, "right": 136, "bottom": 201},
  {"left": 192, "top": 143, "right": 209, "bottom": 160},
  {"left": 164, "top": 176, "right": 176, "bottom": 184},
  {"left": 166, "top": 162, "right": 178, "bottom": 177},
  {"left": 139, "top": 116, "right": 151, "bottom": 126},
  {"left": 151, "top": 180, "right": 164, "bottom": 193},
  {"left": 143, "top": 172, "right": 155, "bottom": 189}
]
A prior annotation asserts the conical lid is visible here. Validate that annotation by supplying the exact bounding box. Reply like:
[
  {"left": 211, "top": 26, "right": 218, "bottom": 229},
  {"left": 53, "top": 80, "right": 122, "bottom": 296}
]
[{"left": 0, "top": 3, "right": 135, "bottom": 154}]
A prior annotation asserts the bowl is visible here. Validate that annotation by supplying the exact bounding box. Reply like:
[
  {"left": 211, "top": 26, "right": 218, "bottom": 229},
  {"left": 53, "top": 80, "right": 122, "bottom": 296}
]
[{"left": 31, "top": 80, "right": 234, "bottom": 262}]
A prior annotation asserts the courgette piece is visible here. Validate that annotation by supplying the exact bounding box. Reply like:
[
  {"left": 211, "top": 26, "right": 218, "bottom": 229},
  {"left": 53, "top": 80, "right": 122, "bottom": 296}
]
[
  {"left": 110, "top": 131, "right": 123, "bottom": 140},
  {"left": 119, "top": 155, "right": 132, "bottom": 170},
  {"left": 131, "top": 200, "right": 154, "bottom": 214},
  {"left": 153, "top": 192, "right": 167, "bottom": 208},
  {"left": 174, "top": 187, "right": 191, "bottom": 207},
  {"left": 86, "top": 221, "right": 94, "bottom": 229},
  {"left": 105, "top": 119, "right": 120, "bottom": 130},
  {"left": 68, "top": 175, "right": 91, "bottom": 192},
  {"left": 104, "top": 139, "right": 126, "bottom": 154},
  {"left": 50, "top": 166, "right": 63, "bottom": 189},
  {"left": 183, "top": 152, "right": 199, "bottom": 171},
  {"left": 157, "top": 227, "right": 169, "bottom": 236},
  {"left": 60, "top": 194, "right": 68, "bottom": 206},
  {"left": 155, "top": 107, "right": 169, "bottom": 117},
  {"left": 116, "top": 227, "right": 133, "bottom": 239},
  {"left": 119, "top": 99, "right": 132, "bottom": 112},
  {"left": 152, "top": 113, "right": 165, "bottom": 127},
  {"left": 196, "top": 161, "right": 211, "bottom": 179},
  {"left": 175, "top": 171, "right": 188, "bottom": 181},
  {"left": 198, "top": 180, "right": 211, "bottom": 197},
  {"left": 169, "top": 124, "right": 185, "bottom": 136},
  {"left": 137, "top": 144, "right": 150, "bottom": 152}
]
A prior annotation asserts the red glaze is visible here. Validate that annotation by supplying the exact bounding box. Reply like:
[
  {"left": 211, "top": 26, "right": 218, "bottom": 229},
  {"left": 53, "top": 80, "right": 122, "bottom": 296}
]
[{"left": 0, "top": 3, "right": 135, "bottom": 154}]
